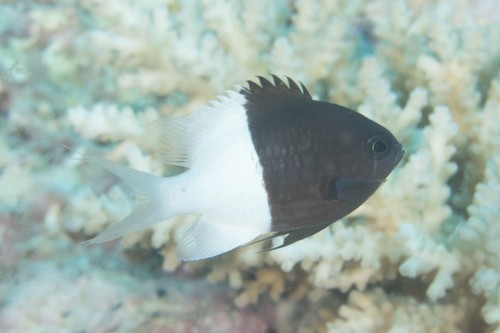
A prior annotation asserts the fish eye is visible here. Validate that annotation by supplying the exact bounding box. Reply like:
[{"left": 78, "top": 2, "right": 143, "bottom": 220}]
[{"left": 366, "top": 135, "right": 389, "bottom": 157}]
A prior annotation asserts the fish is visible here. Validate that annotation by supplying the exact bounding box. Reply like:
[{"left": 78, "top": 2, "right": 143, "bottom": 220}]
[{"left": 84, "top": 75, "right": 404, "bottom": 261}]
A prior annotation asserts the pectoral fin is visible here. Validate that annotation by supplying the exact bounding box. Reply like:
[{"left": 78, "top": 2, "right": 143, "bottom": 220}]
[{"left": 332, "top": 178, "right": 383, "bottom": 204}]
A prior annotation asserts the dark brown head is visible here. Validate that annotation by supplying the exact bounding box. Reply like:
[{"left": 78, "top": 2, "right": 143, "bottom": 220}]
[{"left": 242, "top": 76, "right": 404, "bottom": 238}]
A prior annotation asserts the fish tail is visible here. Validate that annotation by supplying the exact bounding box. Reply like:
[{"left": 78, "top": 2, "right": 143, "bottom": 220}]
[{"left": 81, "top": 157, "right": 169, "bottom": 247}]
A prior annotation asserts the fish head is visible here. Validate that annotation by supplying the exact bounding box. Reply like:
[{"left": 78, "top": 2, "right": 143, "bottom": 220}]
[{"left": 318, "top": 103, "right": 404, "bottom": 205}]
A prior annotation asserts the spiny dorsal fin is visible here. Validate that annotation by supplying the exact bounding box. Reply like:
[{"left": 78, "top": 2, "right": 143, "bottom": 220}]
[{"left": 241, "top": 75, "right": 312, "bottom": 103}]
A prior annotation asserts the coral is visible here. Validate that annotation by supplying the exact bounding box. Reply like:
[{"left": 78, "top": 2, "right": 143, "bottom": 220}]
[
  {"left": 2, "top": 0, "right": 500, "bottom": 331},
  {"left": 67, "top": 104, "right": 158, "bottom": 143},
  {"left": 326, "top": 288, "right": 468, "bottom": 333},
  {"left": 457, "top": 156, "right": 500, "bottom": 329}
]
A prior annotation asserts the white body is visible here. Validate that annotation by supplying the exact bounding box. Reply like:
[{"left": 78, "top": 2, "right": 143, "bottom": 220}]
[{"left": 86, "top": 91, "right": 272, "bottom": 260}]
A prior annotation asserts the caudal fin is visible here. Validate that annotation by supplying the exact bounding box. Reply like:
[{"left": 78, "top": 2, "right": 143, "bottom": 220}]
[{"left": 82, "top": 157, "right": 167, "bottom": 246}]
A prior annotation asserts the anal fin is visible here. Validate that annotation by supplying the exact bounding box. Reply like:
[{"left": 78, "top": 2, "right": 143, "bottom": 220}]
[{"left": 178, "top": 216, "right": 261, "bottom": 261}]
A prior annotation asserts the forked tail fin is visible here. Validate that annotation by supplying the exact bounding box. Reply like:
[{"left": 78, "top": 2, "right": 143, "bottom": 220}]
[{"left": 82, "top": 157, "right": 168, "bottom": 246}]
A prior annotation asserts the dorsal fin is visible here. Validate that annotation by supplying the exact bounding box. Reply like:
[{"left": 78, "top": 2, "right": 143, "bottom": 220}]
[
  {"left": 241, "top": 75, "right": 312, "bottom": 103},
  {"left": 145, "top": 76, "right": 311, "bottom": 168},
  {"left": 145, "top": 90, "right": 247, "bottom": 168}
]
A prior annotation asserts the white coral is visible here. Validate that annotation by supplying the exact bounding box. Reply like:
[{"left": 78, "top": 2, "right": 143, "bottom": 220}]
[
  {"left": 67, "top": 104, "right": 158, "bottom": 143},
  {"left": 457, "top": 157, "right": 500, "bottom": 329},
  {"left": 327, "top": 288, "right": 466, "bottom": 333},
  {"left": 267, "top": 222, "right": 392, "bottom": 293},
  {"left": 3, "top": 0, "right": 500, "bottom": 331},
  {"left": 397, "top": 223, "right": 460, "bottom": 300}
]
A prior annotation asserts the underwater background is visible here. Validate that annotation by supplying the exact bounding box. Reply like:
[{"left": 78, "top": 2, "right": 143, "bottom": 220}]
[{"left": 1, "top": 0, "right": 500, "bottom": 332}]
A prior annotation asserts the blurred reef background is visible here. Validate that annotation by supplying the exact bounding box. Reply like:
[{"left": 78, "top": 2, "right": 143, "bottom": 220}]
[{"left": 1, "top": 0, "right": 500, "bottom": 332}]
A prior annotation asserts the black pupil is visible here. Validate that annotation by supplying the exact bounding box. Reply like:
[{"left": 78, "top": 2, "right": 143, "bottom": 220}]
[{"left": 372, "top": 140, "right": 387, "bottom": 154}]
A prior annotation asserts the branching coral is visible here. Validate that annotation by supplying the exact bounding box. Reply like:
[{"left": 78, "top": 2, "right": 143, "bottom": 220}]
[
  {"left": 67, "top": 104, "right": 158, "bottom": 143},
  {"left": 2, "top": 0, "right": 500, "bottom": 331},
  {"left": 327, "top": 288, "right": 467, "bottom": 333},
  {"left": 457, "top": 156, "right": 500, "bottom": 329},
  {"left": 59, "top": 0, "right": 500, "bottom": 330}
]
